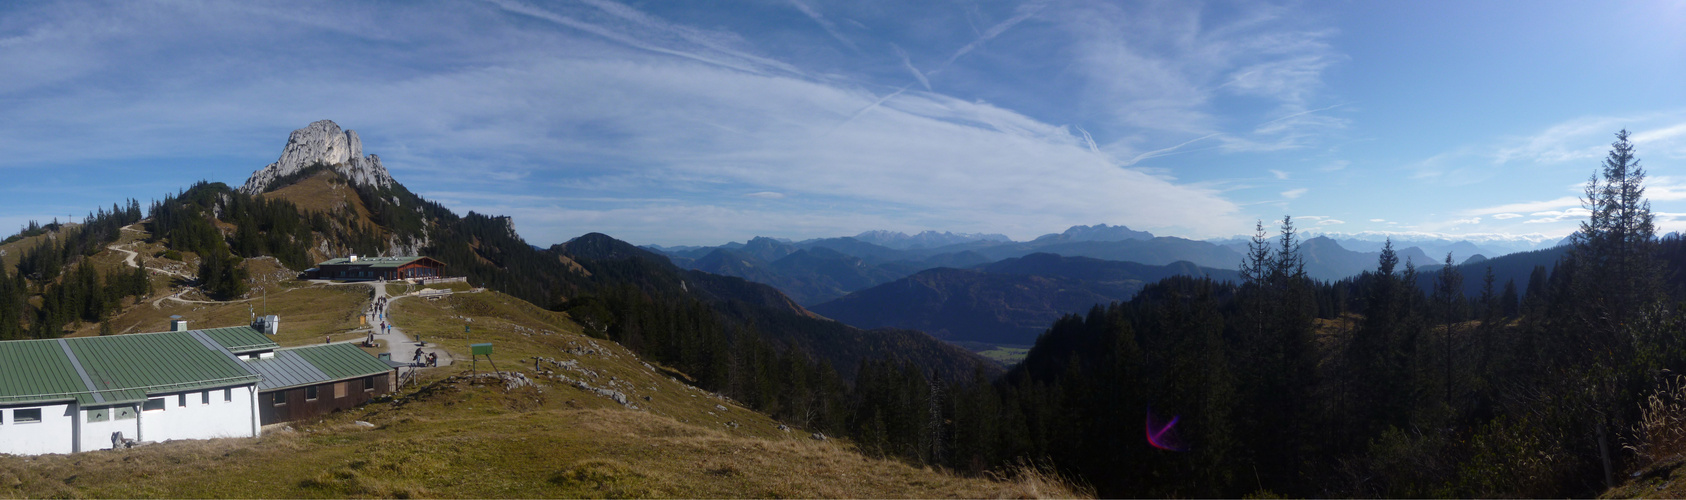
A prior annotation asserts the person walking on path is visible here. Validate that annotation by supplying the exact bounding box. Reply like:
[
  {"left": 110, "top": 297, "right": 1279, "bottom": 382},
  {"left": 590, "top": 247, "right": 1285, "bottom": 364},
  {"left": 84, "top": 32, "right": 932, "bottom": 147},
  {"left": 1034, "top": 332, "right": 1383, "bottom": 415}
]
[{"left": 413, "top": 347, "right": 423, "bottom": 365}]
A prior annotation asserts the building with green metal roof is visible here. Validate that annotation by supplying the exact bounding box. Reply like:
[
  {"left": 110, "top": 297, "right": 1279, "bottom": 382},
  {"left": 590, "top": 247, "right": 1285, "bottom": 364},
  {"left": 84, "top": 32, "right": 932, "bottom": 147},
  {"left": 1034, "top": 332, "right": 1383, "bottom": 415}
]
[
  {"left": 306, "top": 255, "right": 445, "bottom": 281},
  {"left": 245, "top": 343, "right": 395, "bottom": 424},
  {"left": 0, "top": 322, "right": 394, "bottom": 455}
]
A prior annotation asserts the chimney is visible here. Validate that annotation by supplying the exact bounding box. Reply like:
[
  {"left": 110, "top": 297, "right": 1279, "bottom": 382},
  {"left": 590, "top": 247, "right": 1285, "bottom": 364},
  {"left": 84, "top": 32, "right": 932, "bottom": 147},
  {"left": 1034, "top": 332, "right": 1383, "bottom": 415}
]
[{"left": 170, "top": 320, "right": 189, "bottom": 332}]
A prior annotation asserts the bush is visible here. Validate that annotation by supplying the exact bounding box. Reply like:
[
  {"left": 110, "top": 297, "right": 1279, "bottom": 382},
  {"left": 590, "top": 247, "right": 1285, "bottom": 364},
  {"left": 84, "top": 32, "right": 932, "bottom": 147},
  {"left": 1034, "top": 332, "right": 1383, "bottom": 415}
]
[
  {"left": 162, "top": 249, "right": 183, "bottom": 261},
  {"left": 1626, "top": 375, "right": 1686, "bottom": 468}
]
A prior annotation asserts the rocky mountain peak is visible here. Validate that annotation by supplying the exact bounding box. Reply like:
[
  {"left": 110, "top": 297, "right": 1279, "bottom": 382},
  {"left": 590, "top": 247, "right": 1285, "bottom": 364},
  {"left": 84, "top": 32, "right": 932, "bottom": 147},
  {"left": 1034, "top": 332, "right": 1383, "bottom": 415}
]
[{"left": 239, "top": 120, "right": 396, "bottom": 195}]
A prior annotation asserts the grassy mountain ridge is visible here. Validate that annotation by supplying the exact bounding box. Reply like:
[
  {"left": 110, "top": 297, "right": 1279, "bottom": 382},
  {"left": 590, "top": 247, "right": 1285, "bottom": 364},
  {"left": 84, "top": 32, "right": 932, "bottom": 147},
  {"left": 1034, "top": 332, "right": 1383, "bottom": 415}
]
[{"left": 0, "top": 278, "right": 1055, "bottom": 498}]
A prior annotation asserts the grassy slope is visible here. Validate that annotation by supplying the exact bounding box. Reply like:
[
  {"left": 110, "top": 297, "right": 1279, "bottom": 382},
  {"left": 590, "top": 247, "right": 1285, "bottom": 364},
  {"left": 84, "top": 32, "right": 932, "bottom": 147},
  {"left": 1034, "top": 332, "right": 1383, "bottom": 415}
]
[{"left": 1, "top": 263, "right": 1070, "bottom": 498}]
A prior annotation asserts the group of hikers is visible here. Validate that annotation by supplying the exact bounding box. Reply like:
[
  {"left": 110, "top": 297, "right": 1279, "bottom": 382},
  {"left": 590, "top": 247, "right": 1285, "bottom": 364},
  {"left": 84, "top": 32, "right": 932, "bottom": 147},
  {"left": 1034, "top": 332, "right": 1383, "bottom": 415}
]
[
  {"left": 414, "top": 348, "right": 437, "bottom": 367},
  {"left": 352, "top": 292, "right": 438, "bottom": 367}
]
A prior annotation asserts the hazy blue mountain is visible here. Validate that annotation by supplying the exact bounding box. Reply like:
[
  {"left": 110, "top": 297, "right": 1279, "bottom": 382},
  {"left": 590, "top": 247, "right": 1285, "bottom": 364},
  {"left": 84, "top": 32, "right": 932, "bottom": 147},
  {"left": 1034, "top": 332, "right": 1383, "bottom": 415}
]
[
  {"left": 852, "top": 230, "right": 1012, "bottom": 250},
  {"left": 739, "top": 236, "right": 800, "bottom": 262},
  {"left": 809, "top": 267, "right": 1123, "bottom": 346},
  {"left": 1030, "top": 223, "right": 1155, "bottom": 243},
  {"left": 791, "top": 237, "right": 911, "bottom": 262},
  {"left": 1299, "top": 236, "right": 1438, "bottom": 281},
  {"left": 810, "top": 254, "right": 1241, "bottom": 346}
]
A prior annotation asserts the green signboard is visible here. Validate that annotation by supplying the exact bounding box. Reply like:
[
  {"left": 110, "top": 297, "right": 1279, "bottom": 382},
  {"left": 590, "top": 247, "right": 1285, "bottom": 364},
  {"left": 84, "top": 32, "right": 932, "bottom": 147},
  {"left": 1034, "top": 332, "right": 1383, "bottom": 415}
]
[{"left": 471, "top": 343, "right": 493, "bottom": 356}]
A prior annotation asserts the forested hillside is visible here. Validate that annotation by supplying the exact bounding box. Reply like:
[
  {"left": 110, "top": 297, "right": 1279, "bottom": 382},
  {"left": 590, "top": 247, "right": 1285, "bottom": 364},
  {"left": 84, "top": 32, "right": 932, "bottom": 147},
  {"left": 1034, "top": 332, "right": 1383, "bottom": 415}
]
[{"left": 839, "top": 132, "right": 1684, "bottom": 498}]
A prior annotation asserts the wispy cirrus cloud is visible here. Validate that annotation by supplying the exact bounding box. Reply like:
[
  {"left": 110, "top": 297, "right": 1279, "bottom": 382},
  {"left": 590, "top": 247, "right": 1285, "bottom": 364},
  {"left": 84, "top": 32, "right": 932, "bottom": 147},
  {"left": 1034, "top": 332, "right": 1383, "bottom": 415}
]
[
  {"left": 1462, "top": 196, "right": 1582, "bottom": 216},
  {"left": 1066, "top": 1, "right": 1346, "bottom": 160},
  {"left": 0, "top": 0, "right": 1260, "bottom": 245}
]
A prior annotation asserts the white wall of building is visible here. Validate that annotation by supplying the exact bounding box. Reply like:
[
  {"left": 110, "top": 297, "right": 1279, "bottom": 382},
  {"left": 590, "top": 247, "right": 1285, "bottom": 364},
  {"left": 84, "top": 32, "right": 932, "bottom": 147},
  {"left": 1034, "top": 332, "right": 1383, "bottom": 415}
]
[
  {"left": 0, "top": 403, "right": 76, "bottom": 455},
  {"left": 0, "top": 384, "right": 260, "bottom": 456},
  {"left": 136, "top": 385, "right": 257, "bottom": 443},
  {"left": 77, "top": 404, "right": 140, "bottom": 453}
]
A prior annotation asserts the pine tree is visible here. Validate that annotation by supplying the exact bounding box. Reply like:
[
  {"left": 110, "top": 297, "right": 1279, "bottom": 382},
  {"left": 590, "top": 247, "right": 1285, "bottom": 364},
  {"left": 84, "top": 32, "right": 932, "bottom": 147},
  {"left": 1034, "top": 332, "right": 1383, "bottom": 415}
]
[
  {"left": 1569, "top": 129, "right": 1664, "bottom": 487},
  {"left": 1433, "top": 252, "right": 1463, "bottom": 408}
]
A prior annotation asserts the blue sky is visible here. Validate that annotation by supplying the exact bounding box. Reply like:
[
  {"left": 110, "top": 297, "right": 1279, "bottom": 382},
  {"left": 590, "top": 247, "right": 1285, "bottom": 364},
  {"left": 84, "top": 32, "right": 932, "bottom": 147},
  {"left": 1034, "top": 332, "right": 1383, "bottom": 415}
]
[{"left": 2, "top": 0, "right": 1684, "bottom": 247}]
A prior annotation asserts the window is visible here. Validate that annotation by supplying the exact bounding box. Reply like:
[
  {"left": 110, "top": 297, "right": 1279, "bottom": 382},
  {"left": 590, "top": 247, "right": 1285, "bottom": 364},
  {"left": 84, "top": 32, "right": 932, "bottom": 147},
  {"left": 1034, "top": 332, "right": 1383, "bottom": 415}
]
[
  {"left": 114, "top": 406, "right": 136, "bottom": 420},
  {"left": 364, "top": 376, "right": 376, "bottom": 392},
  {"left": 178, "top": 394, "right": 187, "bottom": 407},
  {"left": 334, "top": 382, "right": 347, "bottom": 399},
  {"left": 306, "top": 386, "right": 319, "bottom": 401},
  {"left": 202, "top": 391, "right": 210, "bottom": 405},
  {"left": 225, "top": 388, "right": 233, "bottom": 402},
  {"left": 143, "top": 398, "right": 165, "bottom": 412},
  {"left": 87, "top": 408, "right": 109, "bottom": 423},
  {"left": 272, "top": 392, "right": 287, "bottom": 406},
  {"left": 14, "top": 409, "right": 41, "bottom": 424}
]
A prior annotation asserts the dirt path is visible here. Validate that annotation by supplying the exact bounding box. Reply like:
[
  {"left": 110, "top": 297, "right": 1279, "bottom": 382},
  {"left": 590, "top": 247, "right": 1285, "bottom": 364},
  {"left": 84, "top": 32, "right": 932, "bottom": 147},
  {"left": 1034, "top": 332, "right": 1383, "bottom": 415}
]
[
  {"left": 107, "top": 242, "right": 194, "bottom": 279},
  {"left": 353, "top": 281, "right": 455, "bottom": 368}
]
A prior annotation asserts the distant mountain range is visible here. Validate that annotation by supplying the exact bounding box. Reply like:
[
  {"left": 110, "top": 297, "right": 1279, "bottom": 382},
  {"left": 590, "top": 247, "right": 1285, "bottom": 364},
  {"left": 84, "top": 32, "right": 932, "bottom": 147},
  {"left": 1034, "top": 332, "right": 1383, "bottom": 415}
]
[
  {"left": 808, "top": 254, "right": 1240, "bottom": 346},
  {"left": 851, "top": 230, "right": 1011, "bottom": 249},
  {"left": 645, "top": 224, "right": 1566, "bottom": 306}
]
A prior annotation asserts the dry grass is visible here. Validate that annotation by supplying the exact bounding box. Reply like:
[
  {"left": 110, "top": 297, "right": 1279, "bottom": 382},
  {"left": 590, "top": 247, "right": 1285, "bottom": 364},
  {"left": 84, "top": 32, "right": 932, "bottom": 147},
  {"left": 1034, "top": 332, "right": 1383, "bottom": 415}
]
[
  {"left": 1604, "top": 376, "right": 1686, "bottom": 499},
  {"left": 0, "top": 376, "right": 1038, "bottom": 499},
  {"left": 987, "top": 460, "right": 1094, "bottom": 499},
  {"left": 260, "top": 170, "right": 371, "bottom": 220},
  {"left": 1626, "top": 376, "right": 1686, "bottom": 469}
]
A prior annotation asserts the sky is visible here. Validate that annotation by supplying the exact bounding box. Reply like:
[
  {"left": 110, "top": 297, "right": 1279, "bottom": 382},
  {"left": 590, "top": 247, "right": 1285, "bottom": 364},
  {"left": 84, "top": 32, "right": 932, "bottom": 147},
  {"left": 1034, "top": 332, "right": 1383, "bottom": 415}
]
[{"left": 2, "top": 0, "right": 1685, "bottom": 248}]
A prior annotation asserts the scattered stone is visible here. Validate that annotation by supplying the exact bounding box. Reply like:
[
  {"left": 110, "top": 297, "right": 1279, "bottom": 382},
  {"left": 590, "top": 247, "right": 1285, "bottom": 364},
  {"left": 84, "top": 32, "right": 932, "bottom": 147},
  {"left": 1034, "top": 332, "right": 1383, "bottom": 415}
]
[
  {"left": 465, "top": 371, "right": 533, "bottom": 391},
  {"left": 777, "top": 424, "right": 790, "bottom": 432},
  {"left": 354, "top": 421, "right": 375, "bottom": 428},
  {"left": 714, "top": 404, "right": 728, "bottom": 412},
  {"left": 811, "top": 432, "right": 827, "bottom": 441}
]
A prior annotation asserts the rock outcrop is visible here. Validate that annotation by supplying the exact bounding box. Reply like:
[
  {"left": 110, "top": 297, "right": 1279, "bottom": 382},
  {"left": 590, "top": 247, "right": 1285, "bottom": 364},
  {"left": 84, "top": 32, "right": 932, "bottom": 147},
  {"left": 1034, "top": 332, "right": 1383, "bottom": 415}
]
[{"left": 239, "top": 120, "right": 395, "bottom": 195}]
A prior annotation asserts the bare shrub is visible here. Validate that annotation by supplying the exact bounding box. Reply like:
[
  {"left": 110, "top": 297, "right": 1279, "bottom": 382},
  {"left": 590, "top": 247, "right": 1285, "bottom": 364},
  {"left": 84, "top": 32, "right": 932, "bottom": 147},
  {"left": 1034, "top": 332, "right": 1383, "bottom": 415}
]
[{"left": 1625, "top": 375, "right": 1686, "bottom": 467}]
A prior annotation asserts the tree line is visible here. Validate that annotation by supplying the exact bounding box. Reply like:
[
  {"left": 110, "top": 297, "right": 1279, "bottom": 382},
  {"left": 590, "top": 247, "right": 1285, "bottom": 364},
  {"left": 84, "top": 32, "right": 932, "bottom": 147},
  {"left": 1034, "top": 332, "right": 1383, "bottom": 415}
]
[{"left": 1, "top": 201, "right": 149, "bottom": 340}]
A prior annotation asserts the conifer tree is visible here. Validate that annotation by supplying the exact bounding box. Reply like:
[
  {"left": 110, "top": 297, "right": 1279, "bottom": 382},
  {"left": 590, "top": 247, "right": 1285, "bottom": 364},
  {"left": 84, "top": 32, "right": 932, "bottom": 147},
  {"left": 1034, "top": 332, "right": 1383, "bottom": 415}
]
[{"left": 1568, "top": 129, "right": 1664, "bottom": 487}]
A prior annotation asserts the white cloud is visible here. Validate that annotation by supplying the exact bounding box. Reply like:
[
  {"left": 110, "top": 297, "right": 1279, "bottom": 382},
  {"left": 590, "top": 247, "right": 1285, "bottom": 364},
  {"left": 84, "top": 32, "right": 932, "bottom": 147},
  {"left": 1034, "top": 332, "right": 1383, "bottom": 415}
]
[
  {"left": 1492, "top": 213, "right": 1523, "bottom": 219},
  {"left": 1281, "top": 188, "right": 1308, "bottom": 199},
  {"left": 1321, "top": 160, "right": 1349, "bottom": 172},
  {"left": 1462, "top": 196, "right": 1582, "bottom": 216},
  {"left": 1451, "top": 217, "right": 1481, "bottom": 225},
  {"left": 1369, "top": 218, "right": 1386, "bottom": 222},
  {"left": 744, "top": 191, "right": 785, "bottom": 199},
  {"left": 1317, "top": 219, "right": 1344, "bottom": 225},
  {"left": 1491, "top": 112, "right": 1686, "bottom": 165},
  {"left": 1523, "top": 208, "right": 1591, "bottom": 224},
  {"left": 1269, "top": 169, "right": 1289, "bottom": 180}
]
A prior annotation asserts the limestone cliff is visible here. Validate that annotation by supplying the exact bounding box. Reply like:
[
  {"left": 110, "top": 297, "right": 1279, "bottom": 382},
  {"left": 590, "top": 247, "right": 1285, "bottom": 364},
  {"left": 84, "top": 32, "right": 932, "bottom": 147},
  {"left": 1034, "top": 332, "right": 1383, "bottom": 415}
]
[{"left": 239, "top": 120, "right": 395, "bottom": 195}]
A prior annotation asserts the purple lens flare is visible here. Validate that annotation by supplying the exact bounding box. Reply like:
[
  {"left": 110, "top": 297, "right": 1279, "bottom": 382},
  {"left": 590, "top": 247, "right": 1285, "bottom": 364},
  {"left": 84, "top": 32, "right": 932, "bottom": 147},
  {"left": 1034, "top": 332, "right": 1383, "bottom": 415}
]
[{"left": 1146, "top": 408, "right": 1186, "bottom": 451}]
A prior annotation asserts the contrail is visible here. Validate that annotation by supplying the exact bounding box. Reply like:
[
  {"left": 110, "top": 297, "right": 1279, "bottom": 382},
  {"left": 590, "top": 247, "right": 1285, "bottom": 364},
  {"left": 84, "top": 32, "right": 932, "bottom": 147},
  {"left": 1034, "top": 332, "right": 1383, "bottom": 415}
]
[
  {"left": 1126, "top": 133, "right": 1220, "bottom": 166},
  {"left": 823, "top": 83, "right": 915, "bottom": 136}
]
